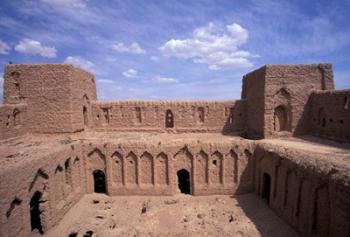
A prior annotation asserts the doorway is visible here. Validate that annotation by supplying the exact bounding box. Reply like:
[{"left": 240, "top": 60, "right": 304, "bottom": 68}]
[
  {"left": 93, "top": 170, "right": 106, "bottom": 193},
  {"left": 177, "top": 169, "right": 190, "bottom": 194},
  {"left": 30, "top": 191, "right": 44, "bottom": 234},
  {"left": 262, "top": 173, "right": 271, "bottom": 204}
]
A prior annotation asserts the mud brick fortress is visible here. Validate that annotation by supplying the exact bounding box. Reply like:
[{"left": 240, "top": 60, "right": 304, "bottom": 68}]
[{"left": 0, "top": 63, "right": 349, "bottom": 237}]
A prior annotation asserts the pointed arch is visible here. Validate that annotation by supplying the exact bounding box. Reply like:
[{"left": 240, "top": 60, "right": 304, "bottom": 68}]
[
  {"left": 140, "top": 152, "right": 154, "bottom": 185},
  {"left": 125, "top": 151, "right": 137, "bottom": 184},
  {"left": 273, "top": 88, "right": 292, "bottom": 132},
  {"left": 13, "top": 108, "right": 21, "bottom": 126},
  {"left": 210, "top": 151, "right": 223, "bottom": 184},
  {"left": 111, "top": 151, "right": 123, "bottom": 185},
  {"left": 196, "top": 150, "right": 208, "bottom": 184},
  {"left": 29, "top": 169, "right": 49, "bottom": 192},
  {"left": 156, "top": 152, "right": 168, "bottom": 185},
  {"left": 6, "top": 197, "right": 22, "bottom": 218}
]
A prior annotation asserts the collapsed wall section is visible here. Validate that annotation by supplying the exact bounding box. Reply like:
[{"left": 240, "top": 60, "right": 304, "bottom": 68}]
[
  {"left": 309, "top": 90, "right": 350, "bottom": 142},
  {"left": 90, "top": 100, "right": 245, "bottom": 133}
]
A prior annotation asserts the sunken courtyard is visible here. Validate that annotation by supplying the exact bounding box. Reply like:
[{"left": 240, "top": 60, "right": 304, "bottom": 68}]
[{"left": 0, "top": 63, "right": 349, "bottom": 237}]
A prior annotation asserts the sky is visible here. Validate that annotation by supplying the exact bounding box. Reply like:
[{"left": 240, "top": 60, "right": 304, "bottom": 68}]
[{"left": 0, "top": 0, "right": 350, "bottom": 102}]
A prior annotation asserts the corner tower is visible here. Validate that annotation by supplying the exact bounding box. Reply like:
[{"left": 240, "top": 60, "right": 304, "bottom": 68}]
[
  {"left": 242, "top": 63, "right": 334, "bottom": 139},
  {"left": 3, "top": 64, "right": 97, "bottom": 133}
]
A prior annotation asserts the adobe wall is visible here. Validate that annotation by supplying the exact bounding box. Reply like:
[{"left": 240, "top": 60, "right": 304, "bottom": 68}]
[
  {"left": 0, "top": 104, "right": 27, "bottom": 139},
  {"left": 3, "top": 64, "right": 96, "bottom": 135},
  {"left": 264, "top": 64, "right": 334, "bottom": 137},
  {"left": 253, "top": 143, "right": 350, "bottom": 237},
  {"left": 89, "top": 100, "right": 245, "bottom": 133},
  {"left": 241, "top": 66, "right": 266, "bottom": 139},
  {"left": 309, "top": 90, "right": 350, "bottom": 142},
  {"left": 0, "top": 141, "right": 85, "bottom": 237},
  {"left": 242, "top": 64, "right": 335, "bottom": 139},
  {"left": 83, "top": 139, "right": 255, "bottom": 196}
]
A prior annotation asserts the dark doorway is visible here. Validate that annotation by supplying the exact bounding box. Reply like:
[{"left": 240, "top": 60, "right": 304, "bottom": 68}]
[
  {"left": 262, "top": 173, "right": 271, "bottom": 204},
  {"left": 30, "top": 191, "right": 44, "bottom": 234},
  {"left": 83, "top": 106, "right": 88, "bottom": 126},
  {"left": 177, "top": 169, "right": 190, "bottom": 194},
  {"left": 165, "top": 110, "right": 174, "bottom": 128},
  {"left": 93, "top": 170, "right": 106, "bottom": 193}
]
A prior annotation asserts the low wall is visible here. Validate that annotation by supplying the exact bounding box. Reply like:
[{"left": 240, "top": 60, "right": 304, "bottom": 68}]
[
  {"left": 309, "top": 90, "right": 350, "bottom": 142},
  {"left": 89, "top": 100, "right": 245, "bottom": 133}
]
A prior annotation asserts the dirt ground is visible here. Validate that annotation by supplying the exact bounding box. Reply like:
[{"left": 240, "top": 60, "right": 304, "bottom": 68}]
[{"left": 46, "top": 193, "right": 299, "bottom": 237}]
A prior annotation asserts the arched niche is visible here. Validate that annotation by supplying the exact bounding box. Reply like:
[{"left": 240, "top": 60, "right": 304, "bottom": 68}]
[{"left": 273, "top": 88, "right": 292, "bottom": 132}]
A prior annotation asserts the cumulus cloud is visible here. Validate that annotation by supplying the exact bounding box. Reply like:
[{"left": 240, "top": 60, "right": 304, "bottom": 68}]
[
  {"left": 15, "top": 38, "right": 56, "bottom": 58},
  {"left": 152, "top": 76, "right": 178, "bottom": 83},
  {"left": 41, "top": 0, "right": 86, "bottom": 8},
  {"left": 112, "top": 42, "right": 146, "bottom": 54},
  {"left": 160, "top": 22, "right": 255, "bottom": 70},
  {"left": 0, "top": 39, "right": 10, "bottom": 54},
  {"left": 122, "top": 68, "right": 138, "bottom": 78},
  {"left": 64, "top": 56, "right": 94, "bottom": 72}
]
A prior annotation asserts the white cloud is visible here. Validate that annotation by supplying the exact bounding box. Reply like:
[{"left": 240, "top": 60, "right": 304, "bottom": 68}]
[
  {"left": 0, "top": 39, "right": 10, "bottom": 54},
  {"left": 97, "top": 79, "right": 114, "bottom": 84},
  {"left": 122, "top": 68, "right": 138, "bottom": 78},
  {"left": 15, "top": 38, "right": 56, "bottom": 58},
  {"left": 112, "top": 42, "right": 146, "bottom": 54},
  {"left": 150, "top": 56, "right": 159, "bottom": 61},
  {"left": 152, "top": 76, "right": 179, "bottom": 83},
  {"left": 160, "top": 22, "right": 254, "bottom": 70},
  {"left": 41, "top": 0, "right": 86, "bottom": 8},
  {"left": 64, "top": 56, "right": 94, "bottom": 72}
]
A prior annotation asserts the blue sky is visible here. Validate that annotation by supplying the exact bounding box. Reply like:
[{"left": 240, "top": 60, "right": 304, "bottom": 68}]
[{"left": 0, "top": 0, "right": 350, "bottom": 101}]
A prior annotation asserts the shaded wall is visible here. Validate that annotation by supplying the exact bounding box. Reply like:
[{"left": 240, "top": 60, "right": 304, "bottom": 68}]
[
  {"left": 0, "top": 142, "right": 85, "bottom": 237},
  {"left": 308, "top": 90, "right": 350, "bottom": 142},
  {"left": 90, "top": 100, "right": 244, "bottom": 133},
  {"left": 253, "top": 145, "right": 350, "bottom": 237}
]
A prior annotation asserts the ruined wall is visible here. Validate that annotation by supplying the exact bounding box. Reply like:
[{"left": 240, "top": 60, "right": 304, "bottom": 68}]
[
  {"left": 242, "top": 64, "right": 334, "bottom": 139},
  {"left": 89, "top": 100, "right": 245, "bottom": 133},
  {"left": 0, "top": 141, "right": 85, "bottom": 237},
  {"left": 241, "top": 66, "right": 266, "bottom": 139},
  {"left": 0, "top": 104, "right": 27, "bottom": 139},
  {"left": 253, "top": 144, "right": 350, "bottom": 237},
  {"left": 83, "top": 139, "right": 255, "bottom": 196},
  {"left": 309, "top": 90, "right": 350, "bottom": 142},
  {"left": 264, "top": 64, "right": 334, "bottom": 137},
  {"left": 3, "top": 64, "right": 96, "bottom": 136}
]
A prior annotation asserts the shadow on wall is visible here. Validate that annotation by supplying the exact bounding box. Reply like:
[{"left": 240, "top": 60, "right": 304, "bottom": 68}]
[
  {"left": 234, "top": 146, "right": 350, "bottom": 237},
  {"left": 221, "top": 100, "right": 246, "bottom": 137}
]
